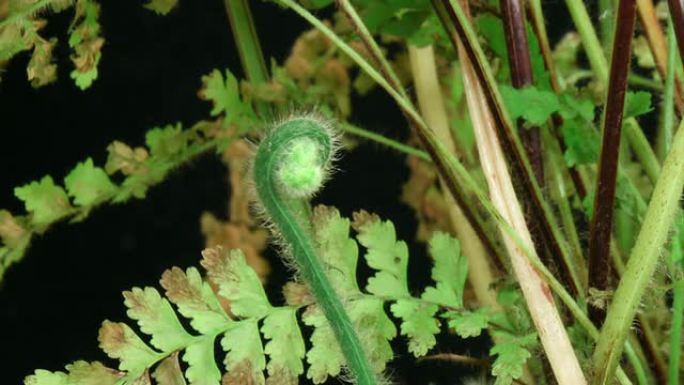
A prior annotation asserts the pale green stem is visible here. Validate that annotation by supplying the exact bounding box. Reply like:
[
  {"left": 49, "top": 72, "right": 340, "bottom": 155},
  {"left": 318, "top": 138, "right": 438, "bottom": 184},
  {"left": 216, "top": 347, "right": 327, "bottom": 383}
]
[
  {"left": 224, "top": 0, "right": 271, "bottom": 118},
  {"left": 624, "top": 120, "right": 662, "bottom": 184},
  {"left": 670, "top": 278, "right": 684, "bottom": 385},
  {"left": 629, "top": 73, "right": 664, "bottom": 92},
  {"left": 592, "top": 118, "right": 684, "bottom": 385},
  {"left": 564, "top": 0, "right": 610, "bottom": 84},
  {"left": 661, "top": 20, "right": 678, "bottom": 162},
  {"left": 339, "top": 122, "right": 431, "bottom": 161},
  {"left": 335, "top": 0, "right": 408, "bottom": 100},
  {"left": 599, "top": 0, "right": 615, "bottom": 56},
  {"left": 543, "top": 127, "right": 587, "bottom": 288}
]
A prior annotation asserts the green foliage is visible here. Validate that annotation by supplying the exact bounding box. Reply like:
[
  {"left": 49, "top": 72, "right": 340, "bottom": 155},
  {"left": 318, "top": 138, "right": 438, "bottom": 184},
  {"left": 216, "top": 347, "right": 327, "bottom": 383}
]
[
  {"left": 64, "top": 158, "right": 117, "bottom": 207},
  {"left": 623, "top": 91, "right": 653, "bottom": 119},
  {"left": 489, "top": 333, "right": 537, "bottom": 385},
  {"left": 476, "top": 14, "right": 550, "bottom": 89},
  {"left": 199, "top": 69, "right": 256, "bottom": 128},
  {"left": 14, "top": 176, "right": 73, "bottom": 227},
  {"left": 24, "top": 208, "right": 532, "bottom": 385},
  {"left": 144, "top": 0, "right": 179, "bottom": 15},
  {"left": 499, "top": 84, "right": 600, "bottom": 166},
  {"left": 352, "top": 0, "right": 445, "bottom": 46},
  {"left": 500, "top": 85, "right": 560, "bottom": 126},
  {"left": 0, "top": 68, "right": 255, "bottom": 281},
  {"left": 68, "top": 0, "right": 103, "bottom": 90}
]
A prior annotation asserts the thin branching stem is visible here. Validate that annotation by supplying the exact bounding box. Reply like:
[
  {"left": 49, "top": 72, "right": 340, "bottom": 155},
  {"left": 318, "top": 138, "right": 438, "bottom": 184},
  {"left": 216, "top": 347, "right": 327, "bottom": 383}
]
[{"left": 587, "top": 0, "right": 638, "bottom": 325}]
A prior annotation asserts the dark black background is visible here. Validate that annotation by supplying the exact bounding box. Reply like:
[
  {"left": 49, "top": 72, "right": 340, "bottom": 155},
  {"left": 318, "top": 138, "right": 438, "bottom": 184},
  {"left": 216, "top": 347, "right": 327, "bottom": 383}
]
[{"left": 0, "top": 1, "right": 572, "bottom": 384}]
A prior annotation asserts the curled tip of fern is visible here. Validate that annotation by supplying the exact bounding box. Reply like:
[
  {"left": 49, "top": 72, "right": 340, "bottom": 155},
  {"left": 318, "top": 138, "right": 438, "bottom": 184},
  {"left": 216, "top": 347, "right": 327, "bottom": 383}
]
[
  {"left": 255, "top": 114, "right": 338, "bottom": 201},
  {"left": 277, "top": 136, "right": 326, "bottom": 198}
]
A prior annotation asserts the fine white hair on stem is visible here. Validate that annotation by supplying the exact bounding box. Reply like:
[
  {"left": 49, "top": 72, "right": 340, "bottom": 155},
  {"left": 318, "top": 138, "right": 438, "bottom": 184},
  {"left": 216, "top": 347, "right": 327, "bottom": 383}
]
[{"left": 246, "top": 110, "right": 341, "bottom": 272}]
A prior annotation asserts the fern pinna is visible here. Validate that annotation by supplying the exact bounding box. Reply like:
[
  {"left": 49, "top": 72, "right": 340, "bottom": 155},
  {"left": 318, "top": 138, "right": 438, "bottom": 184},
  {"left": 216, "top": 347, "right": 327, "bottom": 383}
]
[{"left": 25, "top": 119, "right": 536, "bottom": 385}]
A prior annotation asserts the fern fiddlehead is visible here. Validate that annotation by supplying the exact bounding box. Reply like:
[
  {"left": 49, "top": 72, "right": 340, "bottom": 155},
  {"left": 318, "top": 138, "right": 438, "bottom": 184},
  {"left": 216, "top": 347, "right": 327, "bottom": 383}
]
[{"left": 253, "top": 116, "right": 377, "bottom": 385}]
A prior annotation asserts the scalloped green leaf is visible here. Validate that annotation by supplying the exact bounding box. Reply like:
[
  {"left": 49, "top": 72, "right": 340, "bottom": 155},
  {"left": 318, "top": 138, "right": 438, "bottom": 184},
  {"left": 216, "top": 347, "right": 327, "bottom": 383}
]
[
  {"left": 15, "top": 176, "right": 72, "bottom": 227},
  {"left": 64, "top": 158, "right": 117, "bottom": 207},
  {"left": 201, "top": 248, "right": 271, "bottom": 319},
  {"left": 123, "top": 287, "right": 193, "bottom": 352}
]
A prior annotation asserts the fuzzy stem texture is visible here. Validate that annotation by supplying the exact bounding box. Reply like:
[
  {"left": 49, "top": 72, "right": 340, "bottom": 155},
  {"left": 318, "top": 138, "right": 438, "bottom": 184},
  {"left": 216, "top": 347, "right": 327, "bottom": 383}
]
[
  {"left": 592, "top": 116, "right": 684, "bottom": 385},
  {"left": 253, "top": 118, "right": 376, "bottom": 385}
]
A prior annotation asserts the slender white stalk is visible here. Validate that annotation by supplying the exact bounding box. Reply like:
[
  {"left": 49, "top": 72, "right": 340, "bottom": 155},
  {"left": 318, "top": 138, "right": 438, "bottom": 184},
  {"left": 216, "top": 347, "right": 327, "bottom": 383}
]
[{"left": 457, "top": 42, "right": 588, "bottom": 385}]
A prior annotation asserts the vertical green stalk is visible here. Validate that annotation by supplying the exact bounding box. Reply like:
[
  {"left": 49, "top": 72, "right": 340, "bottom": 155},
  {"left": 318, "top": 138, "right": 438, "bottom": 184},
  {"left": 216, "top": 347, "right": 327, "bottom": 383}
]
[
  {"left": 670, "top": 277, "right": 684, "bottom": 385},
  {"left": 564, "top": 0, "right": 610, "bottom": 85},
  {"left": 223, "top": 0, "right": 270, "bottom": 117},
  {"left": 253, "top": 117, "right": 376, "bottom": 385},
  {"left": 335, "top": 0, "right": 408, "bottom": 101},
  {"left": 542, "top": 128, "right": 587, "bottom": 289},
  {"left": 592, "top": 117, "right": 684, "bottom": 385},
  {"left": 661, "top": 20, "right": 678, "bottom": 162},
  {"left": 599, "top": 0, "right": 615, "bottom": 56},
  {"left": 664, "top": 15, "right": 683, "bottom": 385}
]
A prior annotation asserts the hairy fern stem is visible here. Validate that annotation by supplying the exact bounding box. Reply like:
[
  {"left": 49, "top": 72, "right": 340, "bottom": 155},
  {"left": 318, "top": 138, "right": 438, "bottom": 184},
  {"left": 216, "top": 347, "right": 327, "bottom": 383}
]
[{"left": 253, "top": 117, "right": 376, "bottom": 385}]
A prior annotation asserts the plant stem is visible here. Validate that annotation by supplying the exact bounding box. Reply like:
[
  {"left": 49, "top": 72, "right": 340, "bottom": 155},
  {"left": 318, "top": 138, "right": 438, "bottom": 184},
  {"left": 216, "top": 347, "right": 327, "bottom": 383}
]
[
  {"left": 434, "top": 0, "right": 583, "bottom": 297},
  {"left": 223, "top": 0, "right": 270, "bottom": 117},
  {"left": 564, "top": 0, "right": 610, "bottom": 85},
  {"left": 629, "top": 72, "right": 665, "bottom": 91},
  {"left": 296, "top": 0, "right": 504, "bottom": 259},
  {"left": 599, "top": 0, "right": 615, "bottom": 54},
  {"left": 338, "top": 122, "right": 431, "bottom": 161},
  {"left": 670, "top": 278, "right": 684, "bottom": 385},
  {"left": 253, "top": 118, "right": 376, "bottom": 385},
  {"left": 526, "top": 0, "right": 561, "bottom": 92},
  {"left": 564, "top": 0, "right": 667, "bottom": 191},
  {"left": 459, "top": 32, "right": 587, "bottom": 384},
  {"left": 587, "top": 0, "right": 637, "bottom": 325},
  {"left": 542, "top": 127, "right": 587, "bottom": 289},
  {"left": 500, "top": 0, "right": 543, "bottom": 182},
  {"left": 408, "top": 43, "right": 502, "bottom": 312},
  {"left": 660, "top": 20, "right": 678, "bottom": 162},
  {"left": 592, "top": 116, "right": 684, "bottom": 385},
  {"left": 669, "top": 0, "right": 684, "bottom": 93},
  {"left": 335, "top": 0, "right": 408, "bottom": 100},
  {"left": 637, "top": 0, "right": 684, "bottom": 113}
]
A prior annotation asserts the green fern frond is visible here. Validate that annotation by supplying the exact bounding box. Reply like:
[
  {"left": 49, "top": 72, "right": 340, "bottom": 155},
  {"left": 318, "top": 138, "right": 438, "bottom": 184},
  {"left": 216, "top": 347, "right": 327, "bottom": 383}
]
[
  {"left": 0, "top": 68, "right": 257, "bottom": 280},
  {"left": 24, "top": 207, "right": 535, "bottom": 385}
]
